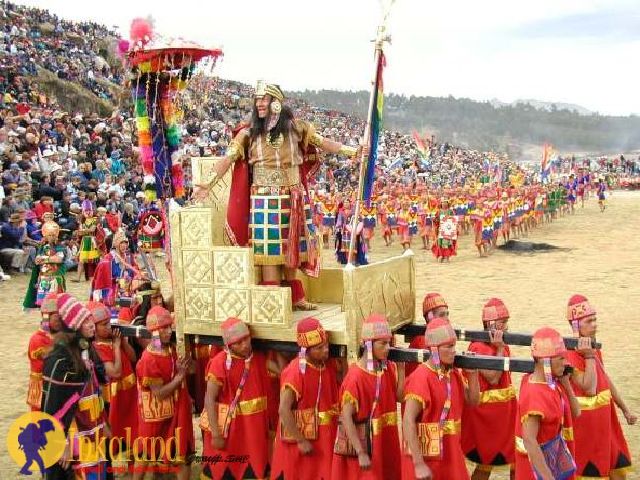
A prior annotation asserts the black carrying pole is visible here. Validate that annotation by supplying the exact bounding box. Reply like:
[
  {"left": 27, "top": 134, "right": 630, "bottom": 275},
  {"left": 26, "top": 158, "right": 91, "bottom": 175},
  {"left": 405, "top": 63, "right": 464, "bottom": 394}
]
[
  {"left": 396, "top": 324, "right": 601, "bottom": 350},
  {"left": 113, "top": 324, "right": 536, "bottom": 373}
]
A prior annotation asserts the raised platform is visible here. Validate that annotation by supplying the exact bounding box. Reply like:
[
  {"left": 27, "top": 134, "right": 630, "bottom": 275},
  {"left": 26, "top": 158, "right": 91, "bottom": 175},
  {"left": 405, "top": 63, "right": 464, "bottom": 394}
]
[{"left": 169, "top": 158, "right": 416, "bottom": 359}]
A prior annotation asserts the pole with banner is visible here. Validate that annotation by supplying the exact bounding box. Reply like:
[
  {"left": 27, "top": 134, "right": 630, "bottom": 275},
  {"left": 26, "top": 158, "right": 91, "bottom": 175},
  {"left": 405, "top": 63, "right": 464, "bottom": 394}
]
[{"left": 347, "top": 6, "right": 393, "bottom": 268}]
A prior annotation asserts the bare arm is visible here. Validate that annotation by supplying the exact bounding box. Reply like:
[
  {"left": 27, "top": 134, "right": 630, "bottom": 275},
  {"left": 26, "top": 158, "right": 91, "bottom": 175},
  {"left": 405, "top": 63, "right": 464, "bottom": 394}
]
[
  {"left": 149, "top": 358, "right": 187, "bottom": 401},
  {"left": 605, "top": 372, "right": 637, "bottom": 424},
  {"left": 340, "top": 401, "right": 370, "bottom": 468},
  {"left": 402, "top": 398, "right": 432, "bottom": 479},
  {"left": 569, "top": 359, "right": 597, "bottom": 396},
  {"left": 204, "top": 380, "right": 223, "bottom": 439},
  {"left": 396, "top": 362, "right": 405, "bottom": 401},
  {"left": 464, "top": 370, "right": 480, "bottom": 406},
  {"left": 278, "top": 386, "right": 306, "bottom": 443},
  {"left": 558, "top": 376, "right": 581, "bottom": 419},
  {"left": 522, "top": 415, "right": 554, "bottom": 480}
]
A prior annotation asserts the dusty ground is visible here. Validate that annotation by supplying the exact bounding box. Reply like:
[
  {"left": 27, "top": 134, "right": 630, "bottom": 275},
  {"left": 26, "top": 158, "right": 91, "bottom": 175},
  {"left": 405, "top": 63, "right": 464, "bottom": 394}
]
[{"left": 1, "top": 191, "right": 638, "bottom": 478}]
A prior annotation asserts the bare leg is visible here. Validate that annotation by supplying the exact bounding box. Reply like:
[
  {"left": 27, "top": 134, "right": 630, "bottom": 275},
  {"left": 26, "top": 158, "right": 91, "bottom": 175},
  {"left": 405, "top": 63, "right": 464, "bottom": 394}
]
[
  {"left": 74, "top": 261, "right": 84, "bottom": 282},
  {"left": 471, "top": 466, "right": 491, "bottom": 480}
]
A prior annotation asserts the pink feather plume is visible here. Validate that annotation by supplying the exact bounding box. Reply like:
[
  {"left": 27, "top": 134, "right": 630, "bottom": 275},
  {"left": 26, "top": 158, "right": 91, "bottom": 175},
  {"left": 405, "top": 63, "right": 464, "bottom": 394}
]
[
  {"left": 130, "top": 18, "right": 153, "bottom": 44},
  {"left": 116, "top": 39, "right": 130, "bottom": 58}
]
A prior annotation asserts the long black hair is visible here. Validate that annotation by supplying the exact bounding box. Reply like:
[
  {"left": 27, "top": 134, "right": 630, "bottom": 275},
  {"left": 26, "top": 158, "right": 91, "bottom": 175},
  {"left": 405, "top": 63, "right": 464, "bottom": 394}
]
[{"left": 249, "top": 101, "right": 294, "bottom": 143}]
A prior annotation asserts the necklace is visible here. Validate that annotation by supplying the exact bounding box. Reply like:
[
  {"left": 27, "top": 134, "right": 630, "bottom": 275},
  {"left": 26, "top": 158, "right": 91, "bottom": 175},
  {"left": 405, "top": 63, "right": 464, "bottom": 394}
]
[{"left": 266, "top": 132, "right": 284, "bottom": 150}]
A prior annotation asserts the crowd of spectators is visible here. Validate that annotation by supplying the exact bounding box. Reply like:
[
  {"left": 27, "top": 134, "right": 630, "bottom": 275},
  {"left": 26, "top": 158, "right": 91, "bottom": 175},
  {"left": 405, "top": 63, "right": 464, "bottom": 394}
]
[
  {"left": 1, "top": 1, "right": 635, "bottom": 283},
  {"left": 0, "top": 0, "right": 122, "bottom": 101}
]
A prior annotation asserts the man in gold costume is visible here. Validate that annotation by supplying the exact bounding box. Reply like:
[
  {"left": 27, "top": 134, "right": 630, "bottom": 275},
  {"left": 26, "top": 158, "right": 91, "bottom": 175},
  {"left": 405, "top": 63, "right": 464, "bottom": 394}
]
[{"left": 194, "top": 81, "right": 362, "bottom": 310}]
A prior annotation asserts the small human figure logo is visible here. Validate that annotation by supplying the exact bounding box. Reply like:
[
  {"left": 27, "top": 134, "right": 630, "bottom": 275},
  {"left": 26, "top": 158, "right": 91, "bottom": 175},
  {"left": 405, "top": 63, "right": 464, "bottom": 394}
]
[{"left": 6, "top": 412, "right": 66, "bottom": 475}]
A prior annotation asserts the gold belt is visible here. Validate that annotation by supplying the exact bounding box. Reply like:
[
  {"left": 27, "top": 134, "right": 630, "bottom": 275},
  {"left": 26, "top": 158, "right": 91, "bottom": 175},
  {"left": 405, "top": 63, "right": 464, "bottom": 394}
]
[{"left": 253, "top": 165, "right": 300, "bottom": 187}]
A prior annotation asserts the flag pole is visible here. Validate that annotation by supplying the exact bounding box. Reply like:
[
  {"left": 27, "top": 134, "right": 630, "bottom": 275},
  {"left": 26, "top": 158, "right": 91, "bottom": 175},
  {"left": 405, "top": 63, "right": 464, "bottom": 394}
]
[{"left": 346, "top": 21, "right": 391, "bottom": 268}]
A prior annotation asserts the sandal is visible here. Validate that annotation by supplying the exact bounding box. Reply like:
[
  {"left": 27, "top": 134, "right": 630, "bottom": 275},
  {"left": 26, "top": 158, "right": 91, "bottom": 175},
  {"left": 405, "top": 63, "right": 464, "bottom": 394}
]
[{"left": 293, "top": 300, "right": 318, "bottom": 311}]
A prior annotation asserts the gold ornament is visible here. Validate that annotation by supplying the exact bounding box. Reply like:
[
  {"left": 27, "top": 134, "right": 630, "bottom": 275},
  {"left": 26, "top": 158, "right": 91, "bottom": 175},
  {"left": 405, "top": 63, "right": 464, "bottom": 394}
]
[{"left": 267, "top": 133, "right": 284, "bottom": 150}]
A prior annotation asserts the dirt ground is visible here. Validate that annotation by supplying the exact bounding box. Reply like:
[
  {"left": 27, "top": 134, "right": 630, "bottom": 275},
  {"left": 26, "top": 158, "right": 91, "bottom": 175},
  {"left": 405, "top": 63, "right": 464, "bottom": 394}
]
[{"left": 1, "top": 191, "right": 638, "bottom": 478}]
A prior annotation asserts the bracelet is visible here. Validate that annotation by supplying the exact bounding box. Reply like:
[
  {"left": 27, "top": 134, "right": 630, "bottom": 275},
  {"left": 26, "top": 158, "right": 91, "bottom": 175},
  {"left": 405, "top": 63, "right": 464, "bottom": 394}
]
[{"left": 338, "top": 145, "right": 358, "bottom": 158}]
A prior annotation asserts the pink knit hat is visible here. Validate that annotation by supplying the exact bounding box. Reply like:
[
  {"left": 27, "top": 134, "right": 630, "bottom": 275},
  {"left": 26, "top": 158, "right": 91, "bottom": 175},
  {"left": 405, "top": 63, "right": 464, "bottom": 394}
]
[{"left": 57, "top": 293, "right": 92, "bottom": 332}]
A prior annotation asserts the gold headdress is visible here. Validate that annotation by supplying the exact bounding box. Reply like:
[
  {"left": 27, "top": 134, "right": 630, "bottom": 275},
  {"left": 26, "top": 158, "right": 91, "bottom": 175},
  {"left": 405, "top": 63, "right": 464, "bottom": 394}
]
[{"left": 255, "top": 80, "right": 285, "bottom": 102}]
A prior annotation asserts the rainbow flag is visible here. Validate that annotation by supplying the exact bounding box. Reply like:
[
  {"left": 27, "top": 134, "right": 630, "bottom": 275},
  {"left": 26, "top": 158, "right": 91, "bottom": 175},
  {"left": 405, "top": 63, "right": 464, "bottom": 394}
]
[
  {"left": 361, "top": 51, "right": 386, "bottom": 204},
  {"left": 412, "top": 131, "right": 429, "bottom": 159}
]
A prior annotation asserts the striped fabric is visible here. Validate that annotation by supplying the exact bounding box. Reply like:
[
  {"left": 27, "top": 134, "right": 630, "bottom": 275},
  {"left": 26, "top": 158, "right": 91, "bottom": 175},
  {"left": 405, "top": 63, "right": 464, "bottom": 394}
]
[{"left": 57, "top": 293, "right": 91, "bottom": 331}]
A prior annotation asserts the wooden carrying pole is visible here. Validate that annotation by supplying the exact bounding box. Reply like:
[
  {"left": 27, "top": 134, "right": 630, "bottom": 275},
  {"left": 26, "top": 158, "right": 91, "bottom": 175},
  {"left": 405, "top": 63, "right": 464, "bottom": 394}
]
[
  {"left": 114, "top": 324, "right": 542, "bottom": 373},
  {"left": 396, "top": 324, "right": 602, "bottom": 350}
]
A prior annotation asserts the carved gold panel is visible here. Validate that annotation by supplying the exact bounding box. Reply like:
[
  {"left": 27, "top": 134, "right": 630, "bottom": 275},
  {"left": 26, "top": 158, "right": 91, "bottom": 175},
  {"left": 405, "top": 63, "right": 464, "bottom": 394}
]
[
  {"left": 213, "top": 247, "right": 254, "bottom": 287},
  {"left": 182, "top": 250, "right": 213, "bottom": 285},
  {"left": 184, "top": 287, "right": 214, "bottom": 322},
  {"left": 180, "top": 209, "right": 212, "bottom": 248},
  {"left": 191, "top": 157, "right": 232, "bottom": 246},
  {"left": 214, "top": 287, "right": 250, "bottom": 322},
  {"left": 251, "top": 286, "right": 291, "bottom": 326}
]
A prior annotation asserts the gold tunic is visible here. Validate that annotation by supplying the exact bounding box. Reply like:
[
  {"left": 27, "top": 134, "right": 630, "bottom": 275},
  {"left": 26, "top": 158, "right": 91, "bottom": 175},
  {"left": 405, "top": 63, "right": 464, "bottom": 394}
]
[{"left": 227, "top": 119, "right": 320, "bottom": 174}]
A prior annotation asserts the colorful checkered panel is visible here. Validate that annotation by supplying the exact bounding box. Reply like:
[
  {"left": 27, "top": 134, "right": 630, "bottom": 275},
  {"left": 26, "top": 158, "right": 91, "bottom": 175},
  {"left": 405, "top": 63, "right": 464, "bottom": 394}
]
[{"left": 250, "top": 187, "right": 315, "bottom": 265}]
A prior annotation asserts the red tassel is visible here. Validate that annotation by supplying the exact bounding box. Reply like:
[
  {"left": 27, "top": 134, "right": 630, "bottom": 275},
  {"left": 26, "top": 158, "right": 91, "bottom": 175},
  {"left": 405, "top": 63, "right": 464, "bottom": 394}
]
[
  {"left": 287, "top": 187, "right": 304, "bottom": 269},
  {"left": 285, "top": 279, "right": 305, "bottom": 304}
]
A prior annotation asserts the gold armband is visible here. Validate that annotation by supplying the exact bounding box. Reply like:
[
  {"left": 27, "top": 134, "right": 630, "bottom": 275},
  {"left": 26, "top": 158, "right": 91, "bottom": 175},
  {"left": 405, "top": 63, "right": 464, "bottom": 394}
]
[
  {"left": 338, "top": 144, "right": 358, "bottom": 158},
  {"left": 309, "top": 132, "right": 324, "bottom": 149},
  {"left": 226, "top": 140, "right": 244, "bottom": 163}
]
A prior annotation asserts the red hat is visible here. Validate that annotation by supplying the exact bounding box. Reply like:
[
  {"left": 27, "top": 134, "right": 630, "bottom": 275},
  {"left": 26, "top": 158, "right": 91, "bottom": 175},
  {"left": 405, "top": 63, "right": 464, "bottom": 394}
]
[
  {"left": 57, "top": 293, "right": 92, "bottom": 332},
  {"left": 361, "top": 313, "right": 392, "bottom": 342},
  {"left": 296, "top": 317, "right": 327, "bottom": 348},
  {"left": 40, "top": 293, "right": 59, "bottom": 316},
  {"left": 531, "top": 327, "right": 567, "bottom": 359},
  {"left": 422, "top": 293, "right": 447, "bottom": 316},
  {"left": 146, "top": 306, "right": 174, "bottom": 332},
  {"left": 482, "top": 298, "right": 509, "bottom": 324},
  {"left": 567, "top": 294, "right": 596, "bottom": 323},
  {"left": 221, "top": 317, "right": 250, "bottom": 346},
  {"left": 425, "top": 318, "right": 457, "bottom": 347},
  {"left": 86, "top": 301, "right": 110, "bottom": 325}
]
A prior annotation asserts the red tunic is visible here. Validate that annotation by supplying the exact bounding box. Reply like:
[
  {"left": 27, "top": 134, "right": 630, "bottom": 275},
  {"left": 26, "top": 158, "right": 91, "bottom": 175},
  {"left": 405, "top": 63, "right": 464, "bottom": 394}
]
[
  {"left": 401, "top": 364, "right": 469, "bottom": 480},
  {"left": 514, "top": 375, "right": 576, "bottom": 480},
  {"left": 461, "top": 343, "right": 516, "bottom": 469},
  {"left": 187, "top": 343, "right": 214, "bottom": 413},
  {"left": 201, "top": 350, "right": 271, "bottom": 480},
  {"left": 27, "top": 329, "right": 52, "bottom": 411},
  {"left": 135, "top": 345, "right": 195, "bottom": 463},
  {"left": 566, "top": 350, "right": 633, "bottom": 477},
  {"left": 330, "top": 363, "right": 401, "bottom": 480},
  {"left": 271, "top": 358, "right": 339, "bottom": 480},
  {"left": 93, "top": 340, "right": 139, "bottom": 448}
]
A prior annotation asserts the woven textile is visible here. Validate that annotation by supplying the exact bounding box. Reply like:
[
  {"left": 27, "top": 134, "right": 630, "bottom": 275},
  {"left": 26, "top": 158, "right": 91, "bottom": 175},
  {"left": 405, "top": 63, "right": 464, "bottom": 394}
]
[{"left": 249, "top": 186, "right": 315, "bottom": 266}]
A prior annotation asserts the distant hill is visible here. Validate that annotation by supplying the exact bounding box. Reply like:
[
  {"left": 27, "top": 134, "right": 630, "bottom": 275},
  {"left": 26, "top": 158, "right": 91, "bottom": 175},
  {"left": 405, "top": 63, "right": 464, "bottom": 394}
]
[
  {"left": 489, "top": 98, "right": 593, "bottom": 116},
  {"left": 291, "top": 89, "right": 640, "bottom": 154}
]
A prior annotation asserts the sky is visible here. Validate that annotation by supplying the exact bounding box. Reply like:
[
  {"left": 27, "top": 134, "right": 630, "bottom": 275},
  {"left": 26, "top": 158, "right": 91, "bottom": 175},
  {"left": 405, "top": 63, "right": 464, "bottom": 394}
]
[{"left": 11, "top": 0, "right": 640, "bottom": 116}]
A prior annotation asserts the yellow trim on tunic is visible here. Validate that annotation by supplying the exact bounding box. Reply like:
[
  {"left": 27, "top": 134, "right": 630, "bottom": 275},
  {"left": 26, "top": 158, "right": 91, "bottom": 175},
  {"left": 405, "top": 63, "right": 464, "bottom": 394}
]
[
  {"left": 317, "top": 408, "right": 338, "bottom": 426},
  {"left": 110, "top": 372, "right": 136, "bottom": 397},
  {"left": 576, "top": 389, "right": 611, "bottom": 411},
  {"left": 562, "top": 427, "right": 573, "bottom": 442},
  {"left": 442, "top": 419, "right": 462, "bottom": 435},
  {"left": 282, "top": 382, "right": 301, "bottom": 402},
  {"left": 520, "top": 411, "right": 545, "bottom": 424},
  {"left": 141, "top": 376, "right": 164, "bottom": 387},
  {"left": 371, "top": 411, "right": 399, "bottom": 435},
  {"left": 220, "top": 395, "right": 268, "bottom": 417},
  {"left": 404, "top": 393, "right": 426, "bottom": 409},
  {"left": 341, "top": 391, "right": 359, "bottom": 413},
  {"left": 479, "top": 385, "right": 516, "bottom": 404}
]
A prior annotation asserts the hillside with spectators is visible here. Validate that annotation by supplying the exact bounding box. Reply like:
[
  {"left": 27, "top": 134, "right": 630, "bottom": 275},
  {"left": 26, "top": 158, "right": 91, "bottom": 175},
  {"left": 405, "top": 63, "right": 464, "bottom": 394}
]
[{"left": 1, "top": 1, "right": 638, "bottom": 285}]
